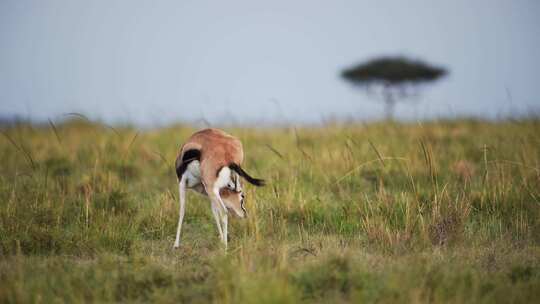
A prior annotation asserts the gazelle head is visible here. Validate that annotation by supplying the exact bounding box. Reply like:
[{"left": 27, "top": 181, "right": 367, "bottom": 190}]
[{"left": 219, "top": 188, "right": 246, "bottom": 218}]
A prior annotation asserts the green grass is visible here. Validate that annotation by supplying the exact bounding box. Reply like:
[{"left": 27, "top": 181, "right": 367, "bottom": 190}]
[{"left": 1, "top": 119, "right": 539, "bottom": 303}]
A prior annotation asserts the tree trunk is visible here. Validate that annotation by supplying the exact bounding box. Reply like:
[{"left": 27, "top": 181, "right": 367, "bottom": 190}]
[{"left": 383, "top": 87, "right": 395, "bottom": 120}]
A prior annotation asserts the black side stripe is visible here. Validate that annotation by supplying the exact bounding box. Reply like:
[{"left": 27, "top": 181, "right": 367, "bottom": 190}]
[
  {"left": 176, "top": 149, "right": 201, "bottom": 180},
  {"left": 229, "top": 163, "right": 265, "bottom": 187}
]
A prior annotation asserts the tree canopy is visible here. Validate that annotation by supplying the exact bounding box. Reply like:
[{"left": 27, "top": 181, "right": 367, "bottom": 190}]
[
  {"left": 341, "top": 56, "right": 446, "bottom": 86},
  {"left": 341, "top": 56, "right": 447, "bottom": 119}
]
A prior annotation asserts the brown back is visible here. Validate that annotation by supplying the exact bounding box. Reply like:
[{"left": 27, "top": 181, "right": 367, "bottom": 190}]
[{"left": 179, "top": 129, "right": 244, "bottom": 185}]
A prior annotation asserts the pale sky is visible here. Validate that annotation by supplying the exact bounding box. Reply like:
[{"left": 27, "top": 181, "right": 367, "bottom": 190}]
[{"left": 1, "top": 0, "right": 539, "bottom": 126}]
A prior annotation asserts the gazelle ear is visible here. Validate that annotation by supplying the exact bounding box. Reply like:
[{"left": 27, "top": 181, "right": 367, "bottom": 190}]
[{"left": 225, "top": 171, "right": 242, "bottom": 192}]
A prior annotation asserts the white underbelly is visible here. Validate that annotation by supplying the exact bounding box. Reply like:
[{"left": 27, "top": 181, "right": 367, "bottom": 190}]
[{"left": 185, "top": 160, "right": 202, "bottom": 188}]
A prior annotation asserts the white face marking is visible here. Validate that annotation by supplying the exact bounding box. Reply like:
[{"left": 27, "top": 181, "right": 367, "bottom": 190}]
[{"left": 215, "top": 167, "right": 232, "bottom": 189}]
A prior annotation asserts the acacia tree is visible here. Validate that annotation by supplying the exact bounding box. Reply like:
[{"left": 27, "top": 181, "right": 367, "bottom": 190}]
[{"left": 341, "top": 56, "right": 447, "bottom": 119}]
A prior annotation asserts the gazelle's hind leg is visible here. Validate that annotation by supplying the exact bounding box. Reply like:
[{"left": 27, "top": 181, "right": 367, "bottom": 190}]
[{"left": 174, "top": 175, "right": 187, "bottom": 248}]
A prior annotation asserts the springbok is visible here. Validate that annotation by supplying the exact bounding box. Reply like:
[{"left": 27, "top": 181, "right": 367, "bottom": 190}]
[{"left": 173, "top": 128, "right": 264, "bottom": 248}]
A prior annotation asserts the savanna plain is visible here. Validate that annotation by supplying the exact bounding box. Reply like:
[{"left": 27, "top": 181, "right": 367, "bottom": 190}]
[{"left": 0, "top": 119, "right": 539, "bottom": 303}]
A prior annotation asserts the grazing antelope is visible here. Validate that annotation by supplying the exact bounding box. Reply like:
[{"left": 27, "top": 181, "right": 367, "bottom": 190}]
[{"left": 173, "top": 128, "right": 265, "bottom": 248}]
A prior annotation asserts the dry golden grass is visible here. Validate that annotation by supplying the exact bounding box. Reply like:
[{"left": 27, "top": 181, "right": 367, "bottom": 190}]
[{"left": 0, "top": 118, "right": 539, "bottom": 303}]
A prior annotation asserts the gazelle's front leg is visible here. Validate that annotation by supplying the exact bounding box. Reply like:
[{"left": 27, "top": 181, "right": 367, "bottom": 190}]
[
  {"left": 209, "top": 188, "right": 228, "bottom": 248},
  {"left": 211, "top": 201, "right": 224, "bottom": 242},
  {"left": 174, "top": 175, "right": 187, "bottom": 248},
  {"left": 221, "top": 211, "right": 228, "bottom": 247},
  {"left": 215, "top": 188, "right": 229, "bottom": 248}
]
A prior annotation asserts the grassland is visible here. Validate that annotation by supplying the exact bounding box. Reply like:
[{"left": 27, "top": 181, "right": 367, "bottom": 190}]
[{"left": 0, "top": 119, "right": 539, "bottom": 303}]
